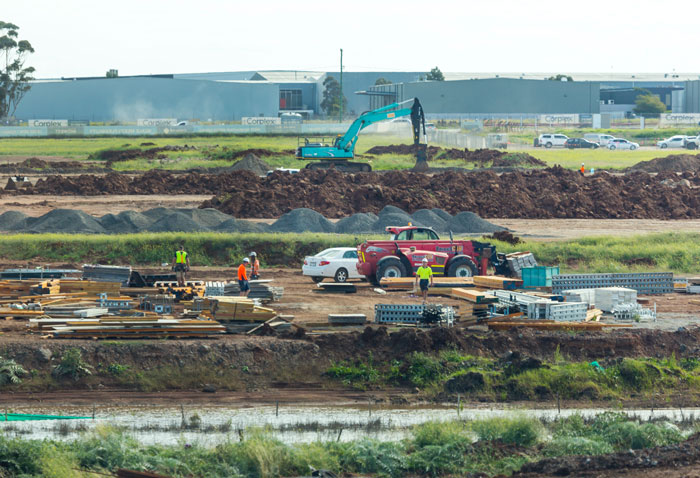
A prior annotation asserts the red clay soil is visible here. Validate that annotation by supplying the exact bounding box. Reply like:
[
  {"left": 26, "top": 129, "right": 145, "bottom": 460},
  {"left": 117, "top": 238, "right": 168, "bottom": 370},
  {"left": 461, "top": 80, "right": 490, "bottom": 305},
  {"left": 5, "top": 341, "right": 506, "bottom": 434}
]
[
  {"left": 201, "top": 167, "right": 700, "bottom": 219},
  {"left": 515, "top": 433, "right": 700, "bottom": 478},
  {"left": 16, "top": 167, "right": 700, "bottom": 219}
]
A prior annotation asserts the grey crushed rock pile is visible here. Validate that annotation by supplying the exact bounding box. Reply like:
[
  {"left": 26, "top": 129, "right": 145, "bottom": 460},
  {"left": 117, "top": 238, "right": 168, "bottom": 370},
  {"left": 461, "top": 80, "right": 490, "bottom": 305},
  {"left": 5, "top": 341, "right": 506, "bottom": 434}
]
[{"left": 0, "top": 206, "right": 504, "bottom": 235}]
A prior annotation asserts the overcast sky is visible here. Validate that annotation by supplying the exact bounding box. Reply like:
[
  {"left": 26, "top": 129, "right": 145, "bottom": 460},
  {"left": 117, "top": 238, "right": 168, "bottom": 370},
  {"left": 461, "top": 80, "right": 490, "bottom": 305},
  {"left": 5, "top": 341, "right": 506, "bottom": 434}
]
[{"left": 3, "top": 0, "right": 698, "bottom": 78}]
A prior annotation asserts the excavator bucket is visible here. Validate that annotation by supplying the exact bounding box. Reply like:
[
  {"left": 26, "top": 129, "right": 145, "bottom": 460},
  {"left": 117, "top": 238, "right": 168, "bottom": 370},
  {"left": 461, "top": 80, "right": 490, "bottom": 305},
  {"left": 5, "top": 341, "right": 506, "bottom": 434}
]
[{"left": 410, "top": 98, "right": 429, "bottom": 172}]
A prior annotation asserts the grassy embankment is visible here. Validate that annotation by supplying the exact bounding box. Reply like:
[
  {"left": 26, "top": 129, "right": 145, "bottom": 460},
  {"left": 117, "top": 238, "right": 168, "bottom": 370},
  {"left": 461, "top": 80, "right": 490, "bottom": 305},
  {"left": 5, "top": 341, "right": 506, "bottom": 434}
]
[
  {"left": 1, "top": 231, "right": 699, "bottom": 274},
  {"left": 326, "top": 349, "right": 700, "bottom": 403},
  {"left": 0, "top": 134, "right": 686, "bottom": 171},
  {"left": 0, "top": 413, "right": 692, "bottom": 478}
]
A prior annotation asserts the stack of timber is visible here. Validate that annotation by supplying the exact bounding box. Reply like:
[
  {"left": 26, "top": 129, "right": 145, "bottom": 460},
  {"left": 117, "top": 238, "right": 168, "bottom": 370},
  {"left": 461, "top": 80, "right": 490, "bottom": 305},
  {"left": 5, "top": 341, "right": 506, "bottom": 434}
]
[
  {"left": 29, "top": 316, "right": 225, "bottom": 339},
  {"left": 380, "top": 277, "right": 474, "bottom": 295},
  {"left": 189, "top": 297, "right": 279, "bottom": 333},
  {"left": 0, "top": 279, "right": 60, "bottom": 298},
  {"left": 473, "top": 276, "right": 523, "bottom": 290},
  {"left": 451, "top": 287, "right": 495, "bottom": 320},
  {"left": 59, "top": 280, "right": 122, "bottom": 297}
]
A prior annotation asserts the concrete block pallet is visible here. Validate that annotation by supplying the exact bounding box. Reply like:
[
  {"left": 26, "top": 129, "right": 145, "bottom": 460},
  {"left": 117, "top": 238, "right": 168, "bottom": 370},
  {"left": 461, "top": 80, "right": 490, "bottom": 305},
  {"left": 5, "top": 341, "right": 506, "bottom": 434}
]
[{"left": 552, "top": 273, "right": 673, "bottom": 295}]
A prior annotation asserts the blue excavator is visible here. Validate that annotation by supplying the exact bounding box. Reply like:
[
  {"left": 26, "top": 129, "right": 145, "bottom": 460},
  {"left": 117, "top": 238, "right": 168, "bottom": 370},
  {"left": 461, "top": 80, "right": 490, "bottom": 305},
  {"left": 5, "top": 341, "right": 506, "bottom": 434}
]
[{"left": 295, "top": 98, "right": 427, "bottom": 172}]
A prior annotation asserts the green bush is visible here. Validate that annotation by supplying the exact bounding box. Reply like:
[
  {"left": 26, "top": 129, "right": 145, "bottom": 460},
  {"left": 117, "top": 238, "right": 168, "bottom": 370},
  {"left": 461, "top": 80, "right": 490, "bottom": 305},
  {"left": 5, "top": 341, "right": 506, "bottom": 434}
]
[
  {"left": 0, "top": 435, "right": 43, "bottom": 475},
  {"left": 0, "top": 356, "right": 26, "bottom": 386},
  {"left": 406, "top": 352, "right": 443, "bottom": 387},
  {"left": 471, "top": 416, "right": 542, "bottom": 447},
  {"left": 52, "top": 348, "right": 93, "bottom": 381}
]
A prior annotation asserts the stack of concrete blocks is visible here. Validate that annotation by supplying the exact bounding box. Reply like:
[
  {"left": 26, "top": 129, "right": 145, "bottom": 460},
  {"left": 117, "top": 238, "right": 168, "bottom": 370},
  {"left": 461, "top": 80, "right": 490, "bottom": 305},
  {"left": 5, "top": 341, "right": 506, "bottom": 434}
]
[
  {"left": 594, "top": 287, "right": 637, "bottom": 313},
  {"left": 562, "top": 289, "right": 596, "bottom": 307}
]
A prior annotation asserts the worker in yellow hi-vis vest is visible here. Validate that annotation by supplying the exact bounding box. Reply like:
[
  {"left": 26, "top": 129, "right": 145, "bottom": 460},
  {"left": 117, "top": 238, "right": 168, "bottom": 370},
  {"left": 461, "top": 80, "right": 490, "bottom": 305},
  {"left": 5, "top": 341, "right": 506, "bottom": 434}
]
[
  {"left": 172, "top": 245, "right": 190, "bottom": 286},
  {"left": 414, "top": 258, "right": 434, "bottom": 304}
]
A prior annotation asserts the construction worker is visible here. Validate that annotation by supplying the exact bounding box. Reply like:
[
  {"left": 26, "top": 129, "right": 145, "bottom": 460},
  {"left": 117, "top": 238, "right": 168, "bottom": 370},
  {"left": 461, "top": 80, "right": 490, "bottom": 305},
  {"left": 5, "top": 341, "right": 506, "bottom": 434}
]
[
  {"left": 172, "top": 245, "right": 190, "bottom": 287},
  {"left": 249, "top": 252, "right": 260, "bottom": 280},
  {"left": 580, "top": 163, "right": 585, "bottom": 175},
  {"left": 415, "top": 258, "right": 434, "bottom": 304},
  {"left": 238, "top": 257, "right": 250, "bottom": 297}
]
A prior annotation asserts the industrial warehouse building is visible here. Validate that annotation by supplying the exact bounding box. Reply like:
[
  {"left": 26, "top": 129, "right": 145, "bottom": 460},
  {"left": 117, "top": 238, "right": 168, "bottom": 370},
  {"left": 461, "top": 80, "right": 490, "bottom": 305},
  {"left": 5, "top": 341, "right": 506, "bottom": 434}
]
[{"left": 11, "top": 70, "right": 700, "bottom": 122}]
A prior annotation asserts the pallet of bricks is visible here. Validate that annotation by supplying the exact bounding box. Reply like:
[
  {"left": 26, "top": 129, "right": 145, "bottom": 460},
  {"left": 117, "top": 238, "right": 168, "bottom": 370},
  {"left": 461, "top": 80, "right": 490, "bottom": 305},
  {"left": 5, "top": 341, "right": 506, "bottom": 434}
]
[
  {"left": 552, "top": 273, "right": 673, "bottom": 295},
  {"left": 505, "top": 252, "right": 537, "bottom": 278},
  {"left": 185, "top": 296, "right": 283, "bottom": 333}
]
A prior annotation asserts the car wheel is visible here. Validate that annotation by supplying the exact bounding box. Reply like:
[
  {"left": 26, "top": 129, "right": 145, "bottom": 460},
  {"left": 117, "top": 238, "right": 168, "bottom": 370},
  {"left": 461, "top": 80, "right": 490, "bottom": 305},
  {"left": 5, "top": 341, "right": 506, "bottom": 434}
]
[
  {"left": 311, "top": 276, "right": 324, "bottom": 283},
  {"left": 376, "top": 258, "right": 407, "bottom": 283},
  {"left": 609, "top": 145, "right": 616, "bottom": 150},
  {"left": 688, "top": 143, "right": 698, "bottom": 150},
  {"left": 545, "top": 142, "right": 552, "bottom": 148},
  {"left": 630, "top": 145, "right": 637, "bottom": 150},
  {"left": 660, "top": 144, "right": 668, "bottom": 149},
  {"left": 447, "top": 256, "right": 478, "bottom": 278},
  {"left": 334, "top": 268, "right": 349, "bottom": 283}
]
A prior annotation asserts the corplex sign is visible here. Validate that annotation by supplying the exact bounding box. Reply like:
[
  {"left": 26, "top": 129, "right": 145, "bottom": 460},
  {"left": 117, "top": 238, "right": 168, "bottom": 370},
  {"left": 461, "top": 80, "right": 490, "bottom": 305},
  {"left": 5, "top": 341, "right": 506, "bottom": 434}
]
[
  {"left": 136, "top": 118, "right": 178, "bottom": 126},
  {"left": 29, "top": 119, "right": 68, "bottom": 127},
  {"left": 659, "top": 113, "right": 700, "bottom": 126},
  {"left": 241, "top": 117, "right": 281, "bottom": 125},
  {"left": 539, "top": 114, "right": 579, "bottom": 124}
]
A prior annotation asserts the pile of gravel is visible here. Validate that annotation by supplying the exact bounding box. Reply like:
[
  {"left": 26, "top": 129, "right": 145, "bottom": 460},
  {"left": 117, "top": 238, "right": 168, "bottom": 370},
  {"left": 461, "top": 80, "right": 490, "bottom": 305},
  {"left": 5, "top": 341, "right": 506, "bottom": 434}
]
[
  {"left": 269, "top": 208, "right": 335, "bottom": 233},
  {"left": 335, "top": 212, "right": 378, "bottom": 233},
  {"left": 229, "top": 153, "right": 271, "bottom": 176},
  {"left": 0, "top": 206, "right": 504, "bottom": 235},
  {"left": 0, "top": 211, "right": 30, "bottom": 231},
  {"left": 446, "top": 211, "right": 505, "bottom": 233},
  {"left": 26, "top": 209, "right": 107, "bottom": 234}
]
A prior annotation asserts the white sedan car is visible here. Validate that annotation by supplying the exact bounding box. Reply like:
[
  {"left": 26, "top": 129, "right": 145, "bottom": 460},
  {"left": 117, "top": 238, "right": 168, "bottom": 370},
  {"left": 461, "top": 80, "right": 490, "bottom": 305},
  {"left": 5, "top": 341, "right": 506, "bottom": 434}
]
[
  {"left": 656, "top": 135, "right": 688, "bottom": 149},
  {"left": 302, "top": 247, "right": 363, "bottom": 283},
  {"left": 607, "top": 138, "right": 639, "bottom": 150}
]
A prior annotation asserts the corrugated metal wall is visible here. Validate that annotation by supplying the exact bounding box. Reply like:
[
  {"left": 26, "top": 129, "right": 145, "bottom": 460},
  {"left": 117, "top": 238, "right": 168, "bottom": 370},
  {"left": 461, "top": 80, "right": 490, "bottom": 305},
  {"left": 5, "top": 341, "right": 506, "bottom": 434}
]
[
  {"left": 398, "top": 78, "right": 600, "bottom": 114},
  {"left": 684, "top": 81, "right": 700, "bottom": 113},
  {"left": 15, "top": 78, "right": 279, "bottom": 121}
]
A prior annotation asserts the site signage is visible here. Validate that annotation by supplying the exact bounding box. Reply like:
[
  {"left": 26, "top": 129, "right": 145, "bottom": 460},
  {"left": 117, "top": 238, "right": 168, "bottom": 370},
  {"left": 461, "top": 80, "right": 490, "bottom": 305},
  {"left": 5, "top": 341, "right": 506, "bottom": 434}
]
[
  {"left": 137, "top": 118, "right": 178, "bottom": 126},
  {"left": 539, "top": 114, "right": 579, "bottom": 125},
  {"left": 659, "top": 113, "right": 700, "bottom": 126},
  {"left": 241, "top": 117, "right": 281, "bottom": 125},
  {"left": 29, "top": 119, "right": 68, "bottom": 127}
]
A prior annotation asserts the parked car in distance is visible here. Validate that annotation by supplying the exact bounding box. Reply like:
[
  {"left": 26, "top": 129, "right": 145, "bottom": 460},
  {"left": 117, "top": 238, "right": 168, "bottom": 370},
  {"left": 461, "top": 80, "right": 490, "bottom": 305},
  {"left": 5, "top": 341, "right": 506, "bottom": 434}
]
[
  {"left": 564, "top": 138, "right": 599, "bottom": 149},
  {"left": 302, "top": 247, "right": 363, "bottom": 283},
  {"left": 537, "top": 133, "right": 569, "bottom": 148},
  {"left": 266, "top": 168, "right": 300, "bottom": 176},
  {"left": 583, "top": 133, "right": 615, "bottom": 146},
  {"left": 424, "top": 122, "right": 437, "bottom": 131},
  {"left": 607, "top": 138, "right": 639, "bottom": 150},
  {"left": 656, "top": 135, "right": 689, "bottom": 149}
]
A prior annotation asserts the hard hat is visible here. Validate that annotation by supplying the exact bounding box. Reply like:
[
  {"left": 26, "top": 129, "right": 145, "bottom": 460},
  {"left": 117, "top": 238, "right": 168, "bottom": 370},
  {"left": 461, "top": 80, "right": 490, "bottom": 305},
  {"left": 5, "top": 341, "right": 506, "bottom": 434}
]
[
  {"left": 243, "top": 258, "right": 250, "bottom": 263},
  {"left": 250, "top": 251, "right": 257, "bottom": 257},
  {"left": 422, "top": 258, "right": 428, "bottom": 263}
]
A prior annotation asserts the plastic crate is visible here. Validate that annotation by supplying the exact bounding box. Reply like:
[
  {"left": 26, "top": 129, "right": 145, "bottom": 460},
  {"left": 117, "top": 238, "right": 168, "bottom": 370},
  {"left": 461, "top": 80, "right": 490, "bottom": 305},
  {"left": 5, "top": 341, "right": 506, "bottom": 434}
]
[{"left": 522, "top": 266, "right": 560, "bottom": 288}]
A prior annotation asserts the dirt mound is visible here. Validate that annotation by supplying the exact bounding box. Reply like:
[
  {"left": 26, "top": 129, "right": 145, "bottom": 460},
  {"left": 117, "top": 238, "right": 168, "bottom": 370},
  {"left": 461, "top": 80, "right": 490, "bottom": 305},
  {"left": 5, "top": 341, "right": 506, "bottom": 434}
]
[
  {"left": 269, "top": 208, "right": 336, "bottom": 233},
  {"left": 230, "top": 148, "right": 282, "bottom": 159},
  {"left": 629, "top": 153, "right": 700, "bottom": 173},
  {"left": 484, "top": 230, "right": 522, "bottom": 245},
  {"left": 21, "top": 157, "right": 49, "bottom": 169},
  {"left": 25, "top": 209, "right": 107, "bottom": 234},
  {"left": 229, "top": 153, "right": 272, "bottom": 176},
  {"left": 90, "top": 145, "right": 197, "bottom": 164},
  {"left": 366, "top": 144, "right": 545, "bottom": 167}
]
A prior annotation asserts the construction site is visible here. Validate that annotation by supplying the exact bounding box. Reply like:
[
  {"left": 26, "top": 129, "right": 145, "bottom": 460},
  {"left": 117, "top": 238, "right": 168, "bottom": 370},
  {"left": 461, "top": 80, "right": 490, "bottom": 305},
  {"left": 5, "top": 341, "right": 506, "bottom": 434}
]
[{"left": 5, "top": 4, "right": 700, "bottom": 471}]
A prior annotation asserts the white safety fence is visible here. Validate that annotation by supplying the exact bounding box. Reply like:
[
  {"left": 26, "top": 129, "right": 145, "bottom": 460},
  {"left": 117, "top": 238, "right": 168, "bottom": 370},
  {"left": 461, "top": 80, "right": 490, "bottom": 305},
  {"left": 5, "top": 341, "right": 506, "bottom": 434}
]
[{"left": 426, "top": 129, "right": 485, "bottom": 149}]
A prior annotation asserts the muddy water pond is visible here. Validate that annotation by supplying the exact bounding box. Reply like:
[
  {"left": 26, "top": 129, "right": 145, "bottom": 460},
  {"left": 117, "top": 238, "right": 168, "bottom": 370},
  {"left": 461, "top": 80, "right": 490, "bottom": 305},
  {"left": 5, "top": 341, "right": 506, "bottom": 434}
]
[{"left": 1, "top": 404, "right": 699, "bottom": 445}]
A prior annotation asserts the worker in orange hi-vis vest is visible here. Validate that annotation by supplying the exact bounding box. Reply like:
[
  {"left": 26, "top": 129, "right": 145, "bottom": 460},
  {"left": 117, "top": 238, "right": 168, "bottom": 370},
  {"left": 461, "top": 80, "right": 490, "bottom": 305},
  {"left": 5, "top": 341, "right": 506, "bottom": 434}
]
[
  {"left": 249, "top": 251, "right": 260, "bottom": 280},
  {"left": 237, "top": 257, "right": 250, "bottom": 297},
  {"left": 580, "top": 163, "right": 585, "bottom": 175}
]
